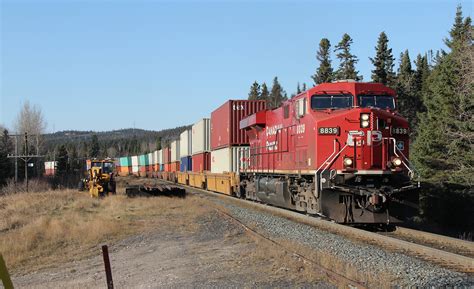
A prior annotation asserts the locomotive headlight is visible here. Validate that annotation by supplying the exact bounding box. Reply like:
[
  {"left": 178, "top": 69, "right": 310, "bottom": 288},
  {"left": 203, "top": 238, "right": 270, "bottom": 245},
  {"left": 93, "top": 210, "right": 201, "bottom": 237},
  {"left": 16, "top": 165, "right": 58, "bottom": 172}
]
[
  {"left": 360, "top": 113, "right": 370, "bottom": 128},
  {"left": 343, "top": 157, "right": 353, "bottom": 167},
  {"left": 392, "top": 157, "right": 402, "bottom": 167}
]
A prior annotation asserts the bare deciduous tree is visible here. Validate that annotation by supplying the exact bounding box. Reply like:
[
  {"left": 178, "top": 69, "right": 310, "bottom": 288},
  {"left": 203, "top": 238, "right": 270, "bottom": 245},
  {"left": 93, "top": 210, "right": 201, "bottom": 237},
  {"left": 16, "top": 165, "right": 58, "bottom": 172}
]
[{"left": 14, "top": 100, "right": 47, "bottom": 154}]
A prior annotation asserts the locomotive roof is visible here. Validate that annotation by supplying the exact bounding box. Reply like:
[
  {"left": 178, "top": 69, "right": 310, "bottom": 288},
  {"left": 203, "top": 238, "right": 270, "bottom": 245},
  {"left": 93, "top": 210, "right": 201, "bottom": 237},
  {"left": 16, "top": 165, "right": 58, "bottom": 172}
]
[{"left": 296, "top": 82, "right": 397, "bottom": 99}]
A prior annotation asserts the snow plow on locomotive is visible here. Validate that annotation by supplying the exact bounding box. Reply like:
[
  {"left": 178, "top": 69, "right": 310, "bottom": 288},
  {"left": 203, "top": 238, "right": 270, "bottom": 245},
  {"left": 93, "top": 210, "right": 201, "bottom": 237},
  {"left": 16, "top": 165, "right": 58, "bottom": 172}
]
[{"left": 239, "top": 80, "right": 419, "bottom": 225}]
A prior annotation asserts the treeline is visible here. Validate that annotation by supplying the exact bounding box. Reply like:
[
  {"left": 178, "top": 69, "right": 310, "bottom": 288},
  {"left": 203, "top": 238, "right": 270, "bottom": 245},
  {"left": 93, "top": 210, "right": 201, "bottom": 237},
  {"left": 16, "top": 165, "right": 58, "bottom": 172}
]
[{"left": 0, "top": 125, "right": 189, "bottom": 188}]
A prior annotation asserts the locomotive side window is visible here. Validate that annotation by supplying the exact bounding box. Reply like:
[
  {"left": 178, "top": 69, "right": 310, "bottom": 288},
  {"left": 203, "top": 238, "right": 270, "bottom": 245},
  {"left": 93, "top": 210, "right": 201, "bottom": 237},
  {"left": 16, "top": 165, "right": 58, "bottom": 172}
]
[
  {"left": 296, "top": 98, "right": 306, "bottom": 118},
  {"left": 284, "top": 105, "right": 289, "bottom": 119},
  {"left": 310, "top": 94, "right": 353, "bottom": 110},
  {"left": 358, "top": 95, "right": 395, "bottom": 109}
]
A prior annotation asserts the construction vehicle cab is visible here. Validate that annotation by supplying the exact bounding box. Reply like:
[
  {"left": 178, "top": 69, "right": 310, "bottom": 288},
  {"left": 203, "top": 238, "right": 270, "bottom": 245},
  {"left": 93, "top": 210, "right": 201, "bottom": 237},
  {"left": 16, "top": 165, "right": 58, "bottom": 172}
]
[{"left": 79, "top": 159, "right": 117, "bottom": 197}]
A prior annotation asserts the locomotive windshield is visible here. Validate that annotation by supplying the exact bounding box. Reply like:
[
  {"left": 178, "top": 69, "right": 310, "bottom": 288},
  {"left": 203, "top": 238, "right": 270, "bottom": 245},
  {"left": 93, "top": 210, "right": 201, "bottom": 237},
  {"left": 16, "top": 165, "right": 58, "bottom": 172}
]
[
  {"left": 311, "top": 94, "right": 353, "bottom": 110},
  {"left": 358, "top": 95, "right": 395, "bottom": 109}
]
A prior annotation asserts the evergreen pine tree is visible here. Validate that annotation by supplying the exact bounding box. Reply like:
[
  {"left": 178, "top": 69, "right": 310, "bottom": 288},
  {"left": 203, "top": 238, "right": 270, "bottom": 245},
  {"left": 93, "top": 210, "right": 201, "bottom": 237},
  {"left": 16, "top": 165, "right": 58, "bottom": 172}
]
[
  {"left": 414, "top": 54, "right": 430, "bottom": 94},
  {"left": 370, "top": 32, "right": 396, "bottom": 86},
  {"left": 412, "top": 6, "right": 473, "bottom": 188},
  {"left": 269, "top": 77, "right": 287, "bottom": 109},
  {"left": 69, "top": 146, "right": 81, "bottom": 174},
  {"left": 296, "top": 82, "right": 301, "bottom": 94},
  {"left": 260, "top": 82, "right": 269, "bottom": 102},
  {"left": 395, "top": 50, "right": 424, "bottom": 136},
  {"left": 312, "top": 38, "right": 333, "bottom": 84},
  {"left": 302, "top": 83, "right": 307, "bottom": 91},
  {"left": 248, "top": 81, "right": 261, "bottom": 100},
  {"left": 0, "top": 129, "right": 13, "bottom": 186},
  {"left": 89, "top": 134, "right": 100, "bottom": 158},
  {"left": 56, "top": 145, "right": 69, "bottom": 178},
  {"left": 334, "top": 34, "right": 362, "bottom": 81}
]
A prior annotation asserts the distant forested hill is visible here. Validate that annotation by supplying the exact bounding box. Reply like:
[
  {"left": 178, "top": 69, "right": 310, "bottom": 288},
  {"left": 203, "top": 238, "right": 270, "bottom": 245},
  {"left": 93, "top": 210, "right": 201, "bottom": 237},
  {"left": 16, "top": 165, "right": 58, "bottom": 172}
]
[{"left": 43, "top": 126, "right": 190, "bottom": 160}]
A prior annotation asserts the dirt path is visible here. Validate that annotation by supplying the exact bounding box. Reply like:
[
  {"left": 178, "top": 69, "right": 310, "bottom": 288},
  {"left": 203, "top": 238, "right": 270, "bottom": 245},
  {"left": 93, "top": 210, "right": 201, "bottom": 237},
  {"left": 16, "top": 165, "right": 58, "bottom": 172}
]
[{"left": 10, "top": 195, "right": 334, "bottom": 288}]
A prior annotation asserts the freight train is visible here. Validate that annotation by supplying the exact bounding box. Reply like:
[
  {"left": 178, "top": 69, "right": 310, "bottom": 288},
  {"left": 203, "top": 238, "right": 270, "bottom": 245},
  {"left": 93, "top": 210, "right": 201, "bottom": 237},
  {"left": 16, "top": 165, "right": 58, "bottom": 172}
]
[{"left": 55, "top": 80, "right": 420, "bottom": 225}]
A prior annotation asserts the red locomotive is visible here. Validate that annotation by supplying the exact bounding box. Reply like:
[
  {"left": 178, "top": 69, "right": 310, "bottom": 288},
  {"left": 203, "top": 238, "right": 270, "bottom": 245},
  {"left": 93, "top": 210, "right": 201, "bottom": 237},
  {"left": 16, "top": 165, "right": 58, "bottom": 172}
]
[{"left": 239, "top": 80, "right": 419, "bottom": 224}]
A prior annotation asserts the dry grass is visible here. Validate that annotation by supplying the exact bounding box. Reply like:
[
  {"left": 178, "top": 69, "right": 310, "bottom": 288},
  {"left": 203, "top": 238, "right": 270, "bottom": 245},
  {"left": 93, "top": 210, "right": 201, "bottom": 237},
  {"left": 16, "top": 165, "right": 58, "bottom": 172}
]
[{"left": 0, "top": 189, "right": 209, "bottom": 274}]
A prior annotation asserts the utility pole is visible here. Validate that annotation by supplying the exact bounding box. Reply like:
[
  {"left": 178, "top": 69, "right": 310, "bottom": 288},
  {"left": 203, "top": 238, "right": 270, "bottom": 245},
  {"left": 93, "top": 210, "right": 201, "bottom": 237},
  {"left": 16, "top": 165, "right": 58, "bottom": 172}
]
[{"left": 7, "top": 132, "right": 43, "bottom": 193}]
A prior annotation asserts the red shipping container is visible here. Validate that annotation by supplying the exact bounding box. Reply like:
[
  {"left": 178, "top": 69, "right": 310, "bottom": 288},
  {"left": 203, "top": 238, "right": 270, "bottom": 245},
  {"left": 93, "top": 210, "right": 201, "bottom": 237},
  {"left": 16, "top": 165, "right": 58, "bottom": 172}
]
[
  {"left": 163, "top": 147, "right": 171, "bottom": 164},
  {"left": 192, "top": 152, "right": 211, "bottom": 172},
  {"left": 211, "top": 100, "right": 266, "bottom": 150},
  {"left": 170, "top": 161, "right": 180, "bottom": 172},
  {"left": 164, "top": 163, "right": 171, "bottom": 172}
]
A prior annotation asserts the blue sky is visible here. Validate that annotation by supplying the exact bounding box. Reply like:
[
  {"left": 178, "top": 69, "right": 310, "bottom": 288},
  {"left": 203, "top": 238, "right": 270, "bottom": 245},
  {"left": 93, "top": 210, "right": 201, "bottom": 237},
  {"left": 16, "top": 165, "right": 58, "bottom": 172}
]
[{"left": 1, "top": 0, "right": 471, "bottom": 132}]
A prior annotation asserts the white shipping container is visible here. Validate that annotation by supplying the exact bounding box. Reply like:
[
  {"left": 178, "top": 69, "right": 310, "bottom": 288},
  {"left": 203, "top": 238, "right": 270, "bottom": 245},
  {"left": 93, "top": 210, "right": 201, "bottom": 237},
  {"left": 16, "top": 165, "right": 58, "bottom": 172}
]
[
  {"left": 153, "top": 150, "right": 159, "bottom": 166},
  {"left": 158, "top": 149, "right": 163, "bottom": 165},
  {"left": 148, "top": 152, "right": 154, "bottom": 165},
  {"left": 131, "top": 156, "right": 139, "bottom": 173},
  {"left": 44, "top": 161, "right": 57, "bottom": 170},
  {"left": 179, "top": 129, "right": 192, "bottom": 158},
  {"left": 210, "top": 146, "right": 249, "bottom": 174},
  {"left": 192, "top": 118, "right": 210, "bottom": 155},
  {"left": 171, "top": 140, "right": 180, "bottom": 162}
]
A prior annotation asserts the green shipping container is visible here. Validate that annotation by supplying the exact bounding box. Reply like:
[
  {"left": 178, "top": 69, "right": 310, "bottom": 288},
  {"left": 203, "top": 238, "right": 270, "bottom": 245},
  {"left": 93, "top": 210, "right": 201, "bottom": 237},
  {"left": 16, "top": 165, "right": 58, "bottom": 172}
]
[
  {"left": 119, "top": 157, "right": 131, "bottom": 167},
  {"left": 138, "top": 154, "right": 149, "bottom": 166}
]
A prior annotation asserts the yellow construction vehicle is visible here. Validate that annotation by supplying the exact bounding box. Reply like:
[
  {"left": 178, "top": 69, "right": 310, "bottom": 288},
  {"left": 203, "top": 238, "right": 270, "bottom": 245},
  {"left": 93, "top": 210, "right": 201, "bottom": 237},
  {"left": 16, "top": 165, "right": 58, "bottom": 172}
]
[{"left": 79, "top": 159, "right": 116, "bottom": 197}]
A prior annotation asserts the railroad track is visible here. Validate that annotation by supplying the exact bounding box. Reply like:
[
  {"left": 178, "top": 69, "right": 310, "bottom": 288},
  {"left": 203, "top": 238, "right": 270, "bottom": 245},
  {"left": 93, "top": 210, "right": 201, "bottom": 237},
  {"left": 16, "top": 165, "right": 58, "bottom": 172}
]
[{"left": 164, "top": 180, "right": 474, "bottom": 274}]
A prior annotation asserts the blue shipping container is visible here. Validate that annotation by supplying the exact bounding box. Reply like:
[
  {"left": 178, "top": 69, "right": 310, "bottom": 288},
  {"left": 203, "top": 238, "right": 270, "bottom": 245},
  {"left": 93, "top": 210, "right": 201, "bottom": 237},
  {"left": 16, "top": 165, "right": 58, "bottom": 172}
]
[
  {"left": 160, "top": 164, "right": 164, "bottom": 171},
  {"left": 119, "top": 156, "right": 131, "bottom": 167},
  {"left": 180, "top": 156, "right": 192, "bottom": 172}
]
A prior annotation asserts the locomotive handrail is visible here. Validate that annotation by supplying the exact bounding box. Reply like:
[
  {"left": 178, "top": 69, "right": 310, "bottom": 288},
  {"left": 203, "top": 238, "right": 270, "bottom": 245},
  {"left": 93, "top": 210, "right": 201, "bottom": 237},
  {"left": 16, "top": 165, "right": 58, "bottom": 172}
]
[
  {"left": 387, "top": 137, "right": 420, "bottom": 181},
  {"left": 315, "top": 139, "right": 348, "bottom": 193}
]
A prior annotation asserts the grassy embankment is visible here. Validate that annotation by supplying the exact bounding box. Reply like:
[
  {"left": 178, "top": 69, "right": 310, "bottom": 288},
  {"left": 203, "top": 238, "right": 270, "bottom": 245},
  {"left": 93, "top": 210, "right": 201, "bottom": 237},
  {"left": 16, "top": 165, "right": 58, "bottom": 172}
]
[{"left": 0, "top": 188, "right": 207, "bottom": 274}]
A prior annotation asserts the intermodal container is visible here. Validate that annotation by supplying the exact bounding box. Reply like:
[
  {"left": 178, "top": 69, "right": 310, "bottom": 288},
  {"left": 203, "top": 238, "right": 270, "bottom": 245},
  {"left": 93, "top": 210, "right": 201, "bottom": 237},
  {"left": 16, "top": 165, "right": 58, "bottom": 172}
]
[
  {"left": 164, "top": 163, "right": 171, "bottom": 172},
  {"left": 147, "top": 152, "right": 153, "bottom": 172},
  {"left": 153, "top": 150, "right": 159, "bottom": 171},
  {"left": 160, "top": 164, "right": 164, "bottom": 171},
  {"left": 211, "top": 100, "right": 266, "bottom": 150},
  {"left": 163, "top": 147, "right": 171, "bottom": 164},
  {"left": 171, "top": 140, "right": 180, "bottom": 162},
  {"left": 131, "top": 156, "right": 139, "bottom": 174},
  {"left": 192, "top": 118, "right": 210, "bottom": 155},
  {"left": 44, "top": 161, "right": 57, "bottom": 176},
  {"left": 138, "top": 154, "right": 148, "bottom": 173},
  {"left": 210, "top": 146, "right": 250, "bottom": 174},
  {"left": 180, "top": 156, "right": 192, "bottom": 172},
  {"left": 119, "top": 157, "right": 131, "bottom": 167},
  {"left": 179, "top": 129, "right": 192, "bottom": 158},
  {"left": 157, "top": 149, "right": 163, "bottom": 165},
  {"left": 170, "top": 161, "right": 180, "bottom": 172},
  {"left": 192, "top": 152, "right": 211, "bottom": 172}
]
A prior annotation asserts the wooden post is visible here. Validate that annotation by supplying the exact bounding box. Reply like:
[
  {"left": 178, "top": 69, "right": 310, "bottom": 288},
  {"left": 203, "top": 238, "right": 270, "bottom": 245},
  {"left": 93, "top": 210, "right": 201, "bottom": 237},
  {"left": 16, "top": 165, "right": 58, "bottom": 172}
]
[
  {"left": 0, "top": 254, "right": 14, "bottom": 289},
  {"left": 101, "top": 245, "right": 114, "bottom": 289}
]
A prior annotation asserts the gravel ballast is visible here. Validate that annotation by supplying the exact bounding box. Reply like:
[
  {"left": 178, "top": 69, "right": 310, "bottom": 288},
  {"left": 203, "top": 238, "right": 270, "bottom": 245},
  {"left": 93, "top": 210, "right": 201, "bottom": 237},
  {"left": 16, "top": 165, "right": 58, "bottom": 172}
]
[{"left": 211, "top": 198, "right": 474, "bottom": 288}]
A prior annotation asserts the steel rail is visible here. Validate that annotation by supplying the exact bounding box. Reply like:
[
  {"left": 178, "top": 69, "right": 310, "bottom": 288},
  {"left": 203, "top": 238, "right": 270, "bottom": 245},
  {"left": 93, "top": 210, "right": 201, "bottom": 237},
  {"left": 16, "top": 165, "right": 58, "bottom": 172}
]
[{"left": 165, "top": 180, "right": 474, "bottom": 273}]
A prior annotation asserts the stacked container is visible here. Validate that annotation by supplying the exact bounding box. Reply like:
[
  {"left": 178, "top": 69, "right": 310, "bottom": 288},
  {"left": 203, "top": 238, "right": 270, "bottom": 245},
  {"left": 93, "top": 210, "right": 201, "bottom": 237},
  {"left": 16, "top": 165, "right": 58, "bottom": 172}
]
[
  {"left": 138, "top": 154, "right": 148, "bottom": 177},
  {"left": 192, "top": 118, "right": 211, "bottom": 172},
  {"left": 170, "top": 140, "right": 180, "bottom": 172},
  {"left": 44, "top": 161, "right": 57, "bottom": 176},
  {"left": 210, "top": 100, "right": 266, "bottom": 174},
  {"left": 153, "top": 150, "right": 159, "bottom": 172},
  {"left": 147, "top": 152, "right": 154, "bottom": 177},
  {"left": 180, "top": 129, "right": 192, "bottom": 172},
  {"left": 131, "top": 155, "right": 139, "bottom": 175},
  {"left": 158, "top": 149, "right": 164, "bottom": 171},
  {"left": 162, "top": 147, "right": 171, "bottom": 172},
  {"left": 118, "top": 156, "right": 131, "bottom": 176}
]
